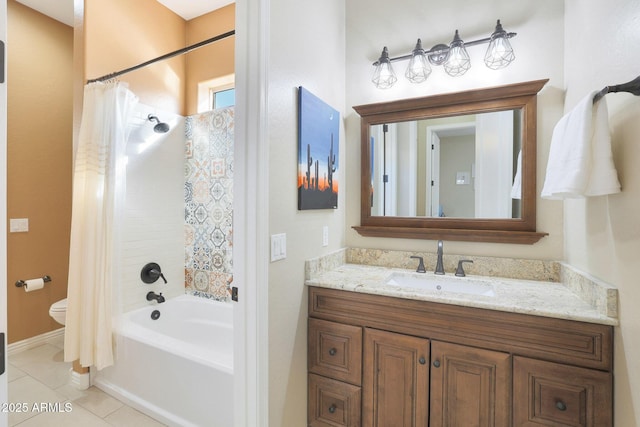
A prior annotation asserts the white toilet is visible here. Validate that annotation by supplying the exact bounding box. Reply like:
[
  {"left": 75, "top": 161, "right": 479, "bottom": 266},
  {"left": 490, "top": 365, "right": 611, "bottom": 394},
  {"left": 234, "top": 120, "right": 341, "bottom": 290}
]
[{"left": 49, "top": 298, "right": 67, "bottom": 325}]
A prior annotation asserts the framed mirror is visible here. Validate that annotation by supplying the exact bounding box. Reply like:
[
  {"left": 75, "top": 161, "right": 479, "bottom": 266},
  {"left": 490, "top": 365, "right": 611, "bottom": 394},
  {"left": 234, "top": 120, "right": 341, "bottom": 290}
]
[{"left": 353, "top": 79, "right": 548, "bottom": 244}]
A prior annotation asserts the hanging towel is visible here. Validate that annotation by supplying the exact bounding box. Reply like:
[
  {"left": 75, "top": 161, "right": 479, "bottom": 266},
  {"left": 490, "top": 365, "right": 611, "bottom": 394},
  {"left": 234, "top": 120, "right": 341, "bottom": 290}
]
[
  {"left": 541, "top": 91, "right": 621, "bottom": 199},
  {"left": 511, "top": 149, "right": 522, "bottom": 199}
]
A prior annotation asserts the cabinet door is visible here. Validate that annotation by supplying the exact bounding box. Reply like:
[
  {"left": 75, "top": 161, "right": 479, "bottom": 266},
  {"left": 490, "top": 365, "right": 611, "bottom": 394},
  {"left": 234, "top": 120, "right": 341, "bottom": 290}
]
[
  {"left": 430, "top": 340, "right": 511, "bottom": 427},
  {"left": 513, "top": 356, "right": 612, "bottom": 426},
  {"left": 363, "top": 328, "right": 429, "bottom": 427}
]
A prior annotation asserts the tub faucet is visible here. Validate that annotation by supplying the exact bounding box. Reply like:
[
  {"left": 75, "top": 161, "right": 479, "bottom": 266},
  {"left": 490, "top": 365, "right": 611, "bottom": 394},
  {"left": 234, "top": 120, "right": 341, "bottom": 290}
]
[
  {"left": 146, "top": 291, "right": 165, "bottom": 303},
  {"left": 434, "top": 240, "right": 445, "bottom": 275}
]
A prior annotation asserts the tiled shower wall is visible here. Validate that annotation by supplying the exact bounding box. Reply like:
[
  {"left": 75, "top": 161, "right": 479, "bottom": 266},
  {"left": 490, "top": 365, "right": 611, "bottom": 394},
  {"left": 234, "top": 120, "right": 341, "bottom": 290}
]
[
  {"left": 184, "top": 107, "right": 234, "bottom": 301},
  {"left": 122, "top": 105, "right": 185, "bottom": 312}
]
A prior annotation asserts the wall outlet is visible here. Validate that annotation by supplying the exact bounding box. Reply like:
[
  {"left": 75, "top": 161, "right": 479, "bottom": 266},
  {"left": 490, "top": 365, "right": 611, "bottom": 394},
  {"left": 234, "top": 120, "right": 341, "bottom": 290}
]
[
  {"left": 270, "top": 233, "right": 287, "bottom": 262},
  {"left": 9, "top": 218, "right": 29, "bottom": 233},
  {"left": 322, "top": 226, "right": 329, "bottom": 247}
]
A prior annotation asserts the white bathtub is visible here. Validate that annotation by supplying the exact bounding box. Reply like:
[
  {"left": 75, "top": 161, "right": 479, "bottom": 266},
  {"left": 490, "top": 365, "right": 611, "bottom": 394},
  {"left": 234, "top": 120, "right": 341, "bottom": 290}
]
[{"left": 94, "top": 294, "right": 233, "bottom": 427}]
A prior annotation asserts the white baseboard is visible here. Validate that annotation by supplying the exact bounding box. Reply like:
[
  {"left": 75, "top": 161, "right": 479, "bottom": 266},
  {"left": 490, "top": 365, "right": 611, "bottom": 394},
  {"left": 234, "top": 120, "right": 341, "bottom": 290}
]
[{"left": 7, "top": 328, "right": 65, "bottom": 356}]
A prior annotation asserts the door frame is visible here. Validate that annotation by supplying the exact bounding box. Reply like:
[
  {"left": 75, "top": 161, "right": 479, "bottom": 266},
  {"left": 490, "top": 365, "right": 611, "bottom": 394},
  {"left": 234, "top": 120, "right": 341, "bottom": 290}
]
[{"left": 1, "top": 1, "right": 9, "bottom": 424}]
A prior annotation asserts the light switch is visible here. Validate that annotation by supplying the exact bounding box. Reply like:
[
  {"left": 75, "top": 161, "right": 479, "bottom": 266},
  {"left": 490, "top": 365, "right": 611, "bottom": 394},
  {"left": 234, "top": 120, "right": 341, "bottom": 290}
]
[
  {"left": 270, "top": 233, "right": 287, "bottom": 262},
  {"left": 10, "top": 218, "right": 29, "bottom": 233},
  {"left": 456, "top": 171, "right": 470, "bottom": 185},
  {"left": 322, "top": 226, "right": 329, "bottom": 247}
]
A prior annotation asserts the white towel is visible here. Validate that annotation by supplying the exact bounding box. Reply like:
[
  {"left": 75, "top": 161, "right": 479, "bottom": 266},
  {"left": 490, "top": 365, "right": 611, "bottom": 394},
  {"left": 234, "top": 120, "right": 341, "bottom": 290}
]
[
  {"left": 541, "top": 91, "right": 621, "bottom": 199},
  {"left": 511, "top": 149, "right": 522, "bottom": 199}
]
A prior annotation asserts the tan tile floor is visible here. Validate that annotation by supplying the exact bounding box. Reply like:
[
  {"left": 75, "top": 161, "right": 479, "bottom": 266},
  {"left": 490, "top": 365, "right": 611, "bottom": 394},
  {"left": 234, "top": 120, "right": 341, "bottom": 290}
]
[{"left": 7, "top": 336, "right": 166, "bottom": 426}]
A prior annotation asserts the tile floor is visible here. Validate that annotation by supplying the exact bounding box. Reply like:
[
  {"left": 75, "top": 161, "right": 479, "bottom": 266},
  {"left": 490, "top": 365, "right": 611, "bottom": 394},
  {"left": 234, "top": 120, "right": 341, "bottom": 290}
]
[{"left": 7, "top": 334, "right": 166, "bottom": 426}]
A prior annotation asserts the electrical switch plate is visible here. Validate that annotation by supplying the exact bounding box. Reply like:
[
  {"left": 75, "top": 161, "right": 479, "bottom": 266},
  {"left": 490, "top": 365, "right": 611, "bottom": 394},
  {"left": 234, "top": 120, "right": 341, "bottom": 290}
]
[
  {"left": 456, "top": 171, "right": 470, "bottom": 185},
  {"left": 322, "top": 226, "right": 329, "bottom": 247},
  {"left": 9, "top": 218, "right": 29, "bottom": 233},
  {"left": 270, "top": 233, "right": 287, "bottom": 262}
]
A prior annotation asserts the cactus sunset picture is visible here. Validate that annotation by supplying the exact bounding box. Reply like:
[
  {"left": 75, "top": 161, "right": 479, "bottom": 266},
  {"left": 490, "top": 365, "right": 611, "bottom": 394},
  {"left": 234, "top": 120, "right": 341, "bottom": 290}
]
[{"left": 297, "top": 87, "right": 340, "bottom": 210}]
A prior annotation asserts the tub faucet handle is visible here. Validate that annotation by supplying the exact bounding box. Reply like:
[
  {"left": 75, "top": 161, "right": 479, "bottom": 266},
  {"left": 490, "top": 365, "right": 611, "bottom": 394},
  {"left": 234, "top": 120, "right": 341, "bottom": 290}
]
[
  {"left": 150, "top": 269, "right": 167, "bottom": 284},
  {"left": 141, "top": 262, "right": 167, "bottom": 284}
]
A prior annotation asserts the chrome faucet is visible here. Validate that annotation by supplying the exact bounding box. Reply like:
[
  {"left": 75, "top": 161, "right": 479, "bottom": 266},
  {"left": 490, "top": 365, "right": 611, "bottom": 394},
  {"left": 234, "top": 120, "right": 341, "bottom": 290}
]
[
  {"left": 146, "top": 291, "right": 165, "bottom": 303},
  {"left": 434, "top": 240, "right": 445, "bottom": 275}
]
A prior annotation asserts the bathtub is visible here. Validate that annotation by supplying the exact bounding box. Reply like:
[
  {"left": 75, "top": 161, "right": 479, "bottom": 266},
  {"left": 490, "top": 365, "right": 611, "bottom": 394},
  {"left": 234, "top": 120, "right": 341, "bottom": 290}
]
[{"left": 94, "top": 294, "right": 233, "bottom": 427}]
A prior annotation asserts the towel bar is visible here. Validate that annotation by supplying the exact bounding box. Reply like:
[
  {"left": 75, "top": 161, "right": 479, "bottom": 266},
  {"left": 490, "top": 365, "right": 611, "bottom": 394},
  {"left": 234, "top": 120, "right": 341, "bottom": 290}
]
[{"left": 593, "top": 75, "right": 640, "bottom": 103}]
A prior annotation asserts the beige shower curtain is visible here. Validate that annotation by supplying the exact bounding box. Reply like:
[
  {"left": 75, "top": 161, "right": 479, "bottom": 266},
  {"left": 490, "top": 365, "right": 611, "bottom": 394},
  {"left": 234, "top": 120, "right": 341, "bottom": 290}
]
[{"left": 64, "top": 81, "right": 138, "bottom": 370}]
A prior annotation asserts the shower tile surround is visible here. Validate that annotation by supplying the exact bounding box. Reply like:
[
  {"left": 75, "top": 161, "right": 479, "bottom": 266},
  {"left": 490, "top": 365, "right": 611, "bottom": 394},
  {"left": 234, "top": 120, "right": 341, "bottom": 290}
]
[
  {"left": 305, "top": 248, "right": 618, "bottom": 324},
  {"left": 185, "top": 108, "right": 234, "bottom": 301}
]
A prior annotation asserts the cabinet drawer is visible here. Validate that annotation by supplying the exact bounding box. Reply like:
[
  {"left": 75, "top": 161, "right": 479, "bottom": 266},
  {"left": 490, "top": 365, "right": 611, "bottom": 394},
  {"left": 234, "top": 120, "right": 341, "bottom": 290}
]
[
  {"left": 309, "top": 318, "right": 362, "bottom": 385},
  {"left": 513, "top": 356, "right": 612, "bottom": 426},
  {"left": 308, "top": 374, "right": 361, "bottom": 427}
]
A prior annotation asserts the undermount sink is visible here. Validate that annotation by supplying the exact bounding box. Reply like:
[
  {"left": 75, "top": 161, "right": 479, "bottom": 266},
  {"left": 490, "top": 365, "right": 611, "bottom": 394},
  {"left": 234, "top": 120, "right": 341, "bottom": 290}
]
[{"left": 385, "top": 272, "right": 496, "bottom": 297}]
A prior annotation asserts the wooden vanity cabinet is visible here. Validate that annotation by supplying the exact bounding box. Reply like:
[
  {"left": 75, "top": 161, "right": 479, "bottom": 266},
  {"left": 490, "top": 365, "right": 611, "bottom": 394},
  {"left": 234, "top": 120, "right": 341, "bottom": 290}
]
[{"left": 308, "top": 286, "right": 614, "bottom": 427}]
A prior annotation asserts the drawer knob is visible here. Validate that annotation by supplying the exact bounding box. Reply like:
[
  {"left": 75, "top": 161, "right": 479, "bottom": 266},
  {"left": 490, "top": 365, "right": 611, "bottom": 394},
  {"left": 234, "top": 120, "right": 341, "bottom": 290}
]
[
  {"left": 419, "top": 357, "right": 426, "bottom": 365},
  {"left": 328, "top": 404, "right": 337, "bottom": 414},
  {"left": 433, "top": 359, "right": 441, "bottom": 368},
  {"left": 556, "top": 400, "right": 567, "bottom": 411},
  {"left": 328, "top": 348, "right": 337, "bottom": 356}
]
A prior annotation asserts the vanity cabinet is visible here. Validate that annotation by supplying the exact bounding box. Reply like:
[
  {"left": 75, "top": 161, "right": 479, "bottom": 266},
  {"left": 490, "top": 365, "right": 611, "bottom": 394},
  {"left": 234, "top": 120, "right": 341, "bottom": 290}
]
[{"left": 308, "top": 286, "right": 613, "bottom": 426}]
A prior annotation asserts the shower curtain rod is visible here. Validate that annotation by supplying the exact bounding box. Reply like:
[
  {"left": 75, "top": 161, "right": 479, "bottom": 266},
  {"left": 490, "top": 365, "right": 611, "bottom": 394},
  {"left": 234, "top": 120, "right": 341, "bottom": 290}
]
[{"left": 86, "top": 30, "right": 235, "bottom": 84}]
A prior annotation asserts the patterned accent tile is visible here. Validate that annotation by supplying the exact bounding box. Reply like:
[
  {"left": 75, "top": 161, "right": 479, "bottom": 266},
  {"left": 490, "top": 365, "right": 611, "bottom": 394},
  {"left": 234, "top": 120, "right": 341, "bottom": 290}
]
[{"left": 184, "top": 107, "right": 234, "bottom": 301}]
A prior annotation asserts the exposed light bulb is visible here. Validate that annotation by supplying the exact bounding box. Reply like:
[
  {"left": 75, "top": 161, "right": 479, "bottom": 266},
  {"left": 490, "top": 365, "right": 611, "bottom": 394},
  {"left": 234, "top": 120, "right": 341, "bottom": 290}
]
[
  {"left": 444, "top": 30, "right": 471, "bottom": 77},
  {"left": 405, "top": 39, "right": 432, "bottom": 84},
  {"left": 484, "top": 20, "right": 515, "bottom": 70},
  {"left": 372, "top": 47, "right": 398, "bottom": 89}
]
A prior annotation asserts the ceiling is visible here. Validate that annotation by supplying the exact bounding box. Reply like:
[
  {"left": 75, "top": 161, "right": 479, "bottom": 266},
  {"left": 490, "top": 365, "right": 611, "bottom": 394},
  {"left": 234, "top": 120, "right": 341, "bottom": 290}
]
[{"left": 14, "top": 0, "right": 234, "bottom": 26}]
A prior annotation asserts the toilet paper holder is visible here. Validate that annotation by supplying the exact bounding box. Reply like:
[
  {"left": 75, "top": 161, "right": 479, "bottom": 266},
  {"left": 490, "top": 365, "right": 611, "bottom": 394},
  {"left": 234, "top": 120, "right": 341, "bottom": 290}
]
[{"left": 15, "top": 275, "right": 51, "bottom": 288}]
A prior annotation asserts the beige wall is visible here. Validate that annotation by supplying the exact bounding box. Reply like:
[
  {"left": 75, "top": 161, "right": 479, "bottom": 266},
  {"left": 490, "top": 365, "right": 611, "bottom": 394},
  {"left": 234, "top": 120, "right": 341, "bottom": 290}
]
[
  {"left": 6, "top": 0, "right": 73, "bottom": 343},
  {"left": 84, "top": 0, "right": 235, "bottom": 117},
  {"left": 185, "top": 4, "right": 235, "bottom": 115},
  {"left": 267, "top": 0, "right": 346, "bottom": 424},
  {"left": 84, "top": 0, "right": 186, "bottom": 114},
  {"left": 564, "top": 1, "right": 640, "bottom": 424}
]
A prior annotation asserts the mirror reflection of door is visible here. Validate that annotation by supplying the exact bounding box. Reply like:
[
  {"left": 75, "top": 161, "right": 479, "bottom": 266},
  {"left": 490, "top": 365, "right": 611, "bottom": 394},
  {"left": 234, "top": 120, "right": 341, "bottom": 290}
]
[
  {"left": 371, "top": 109, "right": 522, "bottom": 219},
  {"left": 425, "top": 123, "right": 475, "bottom": 218},
  {"left": 370, "top": 122, "right": 417, "bottom": 217}
]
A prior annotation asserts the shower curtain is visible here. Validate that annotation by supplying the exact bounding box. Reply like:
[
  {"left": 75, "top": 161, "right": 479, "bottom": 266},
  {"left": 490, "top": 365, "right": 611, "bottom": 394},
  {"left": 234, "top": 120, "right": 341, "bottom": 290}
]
[{"left": 64, "top": 81, "right": 138, "bottom": 370}]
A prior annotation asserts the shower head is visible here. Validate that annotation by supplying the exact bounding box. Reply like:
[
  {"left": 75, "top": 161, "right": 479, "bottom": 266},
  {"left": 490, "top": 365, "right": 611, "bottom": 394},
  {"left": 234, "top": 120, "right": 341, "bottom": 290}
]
[{"left": 147, "top": 114, "right": 170, "bottom": 133}]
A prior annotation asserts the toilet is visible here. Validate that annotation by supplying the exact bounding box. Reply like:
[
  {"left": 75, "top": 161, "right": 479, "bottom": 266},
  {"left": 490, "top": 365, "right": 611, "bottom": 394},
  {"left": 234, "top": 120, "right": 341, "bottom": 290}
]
[{"left": 49, "top": 298, "right": 67, "bottom": 325}]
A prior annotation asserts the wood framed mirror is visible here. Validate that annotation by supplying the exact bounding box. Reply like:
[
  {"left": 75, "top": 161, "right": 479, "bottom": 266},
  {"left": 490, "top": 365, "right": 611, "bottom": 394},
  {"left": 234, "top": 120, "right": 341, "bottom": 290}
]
[{"left": 353, "top": 79, "right": 548, "bottom": 244}]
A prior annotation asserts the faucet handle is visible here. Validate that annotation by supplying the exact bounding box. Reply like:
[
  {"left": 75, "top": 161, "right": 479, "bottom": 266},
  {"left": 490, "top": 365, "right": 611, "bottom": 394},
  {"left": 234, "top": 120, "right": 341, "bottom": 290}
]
[
  {"left": 455, "top": 260, "right": 474, "bottom": 277},
  {"left": 410, "top": 256, "right": 426, "bottom": 273}
]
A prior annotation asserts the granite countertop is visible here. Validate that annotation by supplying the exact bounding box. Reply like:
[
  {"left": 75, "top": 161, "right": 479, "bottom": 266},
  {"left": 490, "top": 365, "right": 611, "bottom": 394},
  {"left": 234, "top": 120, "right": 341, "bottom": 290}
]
[{"left": 305, "top": 262, "right": 618, "bottom": 326}]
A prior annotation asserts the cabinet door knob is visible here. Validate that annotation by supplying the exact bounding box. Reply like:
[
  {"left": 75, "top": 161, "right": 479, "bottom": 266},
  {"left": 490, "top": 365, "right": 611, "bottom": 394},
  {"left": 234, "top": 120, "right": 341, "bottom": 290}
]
[
  {"left": 419, "top": 357, "right": 426, "bottom": 365},
  {"left": 433, "top": 359, "right": 441, "bottom": 368},
  {"left": 328, "top": 348, "right": 337, "bottom": 356},
  {"left": 556, "top": 400, "right": 567, "bottom": 411},
  {"left": 328, "top": 404, "right": 337, "bottom": 413}
]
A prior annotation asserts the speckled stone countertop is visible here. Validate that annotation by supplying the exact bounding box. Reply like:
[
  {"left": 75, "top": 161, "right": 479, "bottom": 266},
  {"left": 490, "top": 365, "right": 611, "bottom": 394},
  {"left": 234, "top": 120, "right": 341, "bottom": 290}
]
[{"left": 305, "top": 248, "right": 618, "bottom": 326}]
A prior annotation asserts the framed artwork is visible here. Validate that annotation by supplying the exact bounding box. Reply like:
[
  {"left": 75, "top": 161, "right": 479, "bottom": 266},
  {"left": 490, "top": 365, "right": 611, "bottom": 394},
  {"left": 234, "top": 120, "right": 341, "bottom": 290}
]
[{"left": 297, "top": 86, "right": 340, "bottom": 210}]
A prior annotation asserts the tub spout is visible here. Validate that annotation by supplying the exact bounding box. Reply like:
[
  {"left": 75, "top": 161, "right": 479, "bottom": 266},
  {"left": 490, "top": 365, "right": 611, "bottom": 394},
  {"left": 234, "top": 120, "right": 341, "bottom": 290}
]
[{"left": 146, "top": 291, "right": 165, "bottom": 303}]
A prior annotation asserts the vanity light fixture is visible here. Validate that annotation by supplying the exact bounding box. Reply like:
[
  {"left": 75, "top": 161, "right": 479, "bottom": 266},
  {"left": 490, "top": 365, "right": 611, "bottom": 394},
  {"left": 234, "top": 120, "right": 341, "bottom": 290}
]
[{"left": 371, "top": 19, "right": 516, "bottom": 89}]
